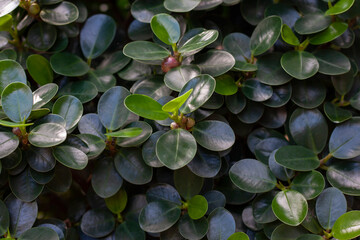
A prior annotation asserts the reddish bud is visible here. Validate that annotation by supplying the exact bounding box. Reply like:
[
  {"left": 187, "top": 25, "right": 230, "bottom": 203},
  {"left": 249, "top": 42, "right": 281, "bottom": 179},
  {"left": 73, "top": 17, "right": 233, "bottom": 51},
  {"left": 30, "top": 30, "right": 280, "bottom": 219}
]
[
  {"left": 12, "top": 127, "right": 21, "bottom": 136},
  {"left": 170, "top": 122, "right": 179, "bottom": 129},
  {"left": 161, "top": 56, "right": 180, "bottom": 73},
  {"left": 186, "top": 117, "right": 195, "bottom": 129}
]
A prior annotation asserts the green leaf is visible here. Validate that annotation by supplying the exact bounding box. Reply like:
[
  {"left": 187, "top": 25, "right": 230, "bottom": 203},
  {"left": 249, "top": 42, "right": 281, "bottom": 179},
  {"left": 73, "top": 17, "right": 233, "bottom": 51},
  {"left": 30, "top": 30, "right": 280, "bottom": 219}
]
[
  {"left": 80, "top": 209, "right": 115, "bottom": 238},
  {"left": 28, "top": 123, "right": 67, "bottom": 147},
  {"left": 50, "top": 52, "right": 89, "bottom": 77},
  {"left": 9, "top": 168, "right": 44, "bottom": 202},
  {"left": 86, "top": 70, "right": 116, "bottom": 92},
  {"left": 192, "top": 120, "right": 235, "bottom": 151},
  {"left": 250, "top": 16, "right": 282, "bottom": 56},
  {"left": 57, "top": 81, "right": 97, "bottom": 104},
  {"left": 207, "top": 208, "right": 235, "bottom": 240},
  {"left": 105, "top": 127, "right": 142, "bottom": 138},
  {"left": 0, "top": 14, "right": 13, "bottom": 32},
  {"left": 179, "top": 30, "right": 219, "bottom": 54},
  {"left": 281, "top": 51, "right": 319, "bottom": 80},
  {"left": 98, "top": 86, "right": 131, "bottom": 130},
  {"left": 332, "top": 211, "right": 360, "bottom": 240},
  {"left": 1, "top": 82, "right": 32, "bottom": 123},
  {"left": 52, "top": 95, "right": 83, "bottom": 131},
  {"left": 114, "top": 147, "right": 153, "bottom": 184},
  {"left": 329, "top": 118, "right": 360, "bottom": 159},
  {"left": 95, "top": 50, "right": 131, "bottom": 75},
  {"left": 264, "top": 83, "right": 292, "bottom": 107},
  {"left": 327, "top": 161, "right": 360, "bottom": 196},
  {"left": 164, "top": 0, "right": 201, "bottom": 12},
  {"left": 115, "top": 220, "right": 145, "bottom": 240},
  {"left": 325, "top": 0, "right": 355, "bottom": 15},
  {"left": 0, "top": 59, "right": 26, "bottom": 94},
  {"left": 80, "top": 14, "right": 116, "bottom": 60},
  {"left": 156, "top": 129, "right": 197, "bottom": 170},
  {"left": 188, "top": 195, "right": 208, "bottom": 220},
  {"left": 294, "top": 13, "right": 331, "bottom": 35},
  {"left": 18, "top": 227, "right": 59, "bottom": 240},
  {"left": 150, "top": 13, "right": 180, "bottom": 45},
  {"left": 291, "top": 80, "right": 326, "bottom": 109},
  {"left": 116, "top": 121, "right": 152, "bottom": 147},
  {"left": 223, "top": 32, "right": 251, "bottom": 63},
  {"left": 281, "top": 24, "right": 300, "bottom": 46},
  {"left": 256, "top": 53, "right": 292, "bottom": 86},
  {"left": 146, "top": 184, "right": 181, "bottom": 205},
  {"left": 105, "top": 188, "right": 127, "bottom": 214},
  {"left": 194, "top": 50, "right": 235, "bottom": 77},
  {"left": 174, "top": 167, "right": 203, "bottom": 200},
  {"left": 40, "top": 1, "right": 79, "bottom": 25},
  {"left": 0, "top": 0, "right": 19, "bottom": 17},
  {"left": 27, "top": 22, "right": 57, "bottom": 51},
  {"left": 142, "top": 131, "right": 165, "bottom": 168},
  {"left": 229, "top": 159, "right": 277, "bottom": 193},
  {"left": 291, "top": 171, "right": 325, "bottom": 200},
  {"left": 215, "top": 75, "right": 238, "bottom": 95},
  {"left": 271, "top": 224, "right": 308, "bottom": 240},
  {"left": 187, "top": 146, "right": 221, "bottom": 178},
  {"left": 32, "top": 83, "right": 58, "bottom": 109},
  {"left": 228, "top": 232, "right": 250, "bottom": 240},
  {"left": 123, "top": 41, "right": 170, "bottom": 60},
  {"left": 0, "top": 200, "right": 9, "bottom": 236},
  {"left": 125, "top": 94, "right": 168, "bottom": 120},
  {"left": 179, "top": 74, "right": 216, "bottom": 114},
  {"left": 313, "top": 49, "right": 351, "bottom": 75},
  {"left": 25, "top": 147, "right": 56, "bottom": 172},
  {"left": 77, "top": 134, "right": 106, "bottom": 159},
  {"left": 164, "top": 65, "right": 201, "bottom": 92},
  {"left": 178, "top": 215, "right": 208, "bottom": 240},
  {"left": 272, "top": 190, "right": 308, "bottom": 226},
  {"left": 309, "top": 22, "right": 348, "bottom": 45},
  {"left": 289, "top": 108, "right": 328, "bottom": 154},
  {"left": 252, "top": 191, "right": 278, "bottom": 224},
  {"left": 139, "top": 201, "right": 181, "bottom": 233},
  {"left": 316, "top": 187, "right": 346, "bottom": 230},
  {"left": 131, "top": 0, "right": 168, "bottom": 23},
  {"left": 296, "top": 234, "right": 323, "bottom": 240},
  {"left": 0, "top": 120, "right": 32, "bottom": 128},
  {"left": 241, "top": 79, "right": 273, "bottom": 102},
  {"left": 52, "top": 145, "right": 88, "bottom": 170},
  {"left": 324, "top": 102, "right": 352, "bottom": 123},
  {"left": 0, "top": 132, "right": 19, "bottom": 159},
  {"left": 274, "top": 145, "right": 319, "bottom": 171},
  {"left": 162, "top": 89, "right": 193, "bottom": 112}
]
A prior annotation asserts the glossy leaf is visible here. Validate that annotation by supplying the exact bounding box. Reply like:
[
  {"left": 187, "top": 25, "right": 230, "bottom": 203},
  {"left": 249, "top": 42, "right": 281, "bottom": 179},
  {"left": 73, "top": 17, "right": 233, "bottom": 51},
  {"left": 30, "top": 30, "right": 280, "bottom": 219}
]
[
  {"left": 156, "top": 129, "right": 197, "bottom": 170},
  {"left": 164, "top": 0, "right": 201, "bottom": 12},
  {"left": 309, "top": 22, "right": 348, "bottom": 45},
  {"left": 332, "top": 211, "right": 360, "bottom": 240},
  {"left": 291, "top": 171, "right": 325, "bottom": 200},
  {"left": 281, "top": 51, "right": 319, "bottom": 80},
  {"left": 27, "top": 23, "right": 57, "bottom": 51},
  {"left": 139, "top": 201, "right": 181, "bottom": 233},
  {"left": 315, "top": 187, "right": 346, "bottom": 230},
  {"left": 32, "top": 83, "right": 58, "bottom": 110},
  {"left": 50, "top": 52, "right": 89, "bottom": 77},
  {"left": 80, "top": 209, "right": 115, "bottom": 238},
  {"left": 179, "top": 30, "right": 219, "bottom": 54},
  {"left": 192, "top": 120, "right": 235, "bottom": 151},
  {"left": 105, "top": 127, "right": 142, "bottom": 138},
  {"left": 193, "top": 50, "right": 235, "bottom": 77},
  {"left": 256, "top": 53, "right": 292, "bottom": 86},
  {"left": 274, "top": 145, "right": 319, "bottom": 171},
  {"left": 125, "top": 94, "right": 168, "bottom": 120},
  {"left": 294, "top": 13, "right": 331, "bottom": 35},
  {"left": 250, "top": 16, "right": 282, "bottom": 56},
  {"left": 314, "top": 49, "right": 351, "bottom": 75},
  {"left": 9, "top": 168, "right": 44, "bottom": 202},
  {"left": 207, "top": 208, "right": 235, "bottom": 240},
  {"left": 80, "top": 14, "right": 116, "bottom": 60},
  {"left": 105, "top": 188, "right": 127, "bottom": 214},
  {"left": 123, "top": 41, "right": 170, "bottom": 60},
  {"left": 40, "top": 1, "right": 79, "bottom": 25},
  {"left": 28, "top": 123, "right": 66, "bottom": 148},
  {"left": 162, "top": 89, "right": 193, "bottom": 112},
  {"left": 281, "top": 24, "right": 300, "bottom": 46},
  {"left": 324, "top": 102, "right": 352, "bottom": 123},
  {"left": 0, "top": 0, "right": 19, "bottom": 17},
  {"left": 164, "top": 65, "right": 201, "bottom": 92},
  {"left": 58, "top": 81, "right": 97, "bottom": 104},
  {"left": 252, "top": 191, "right": 278, "bottom": 224},
  {"left": 52, "top": 145, "right": 88, "bottom": 170},
  {"left": 241, "top": 79, "right": 273, "bottom": 102},
  {"left": 174, "top": 167, "right": 203, "bottom": 200},
  {"left": 178, "top": 215, "right": 208, "bottom": 240},
  {"left": 325, "top": 0, "right": 355, "bottom": 15},
  {"left": 26, "top": 55, "right": 53, "bottom": 86},
  {"left": 229, "top": 159, "right": 277, "bottom": 193},
  {"left": 131, "top": 0, "right": 168, "bottom": 23},
  {"left": 150, "top": 13, "right": 180, "bottom": 45},
  {"left": 272, "top": 190, "right": 308, "bottom": 226},
  {"left": 228, "top": 232, "right": 249, "bottom": 240},
  {"left": 188, "top": 195, "right": 208, "bottom": 220},
  {"left": 0, "top": 60, "right": 26, "bottom": 94},
  {"left": 327, "top": 161, "right": 360, "bottom": 196},
  {"left": 52, "top": 95, "right": 83, "bottom": 131},
  {"left": 18, "top": 227, "right": 59, "bottom": 240},
  {"left": 0, "top": 132, "right": 19, "bottom": 159}
]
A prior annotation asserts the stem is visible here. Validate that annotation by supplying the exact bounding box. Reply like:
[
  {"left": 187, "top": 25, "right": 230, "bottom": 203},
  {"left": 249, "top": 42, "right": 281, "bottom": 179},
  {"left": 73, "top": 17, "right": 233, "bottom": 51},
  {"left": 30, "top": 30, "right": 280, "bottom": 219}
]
[
  {"left": 87, "top": 58, "right": 92, "bottom": 66},
  {"left": 172, "top": 43, "right": 178, "bottom": 54},
  {"left": 328, "top": 0, "right": 333, "bottom": 9},
  {"left": 323, "top": 230, "right": 333, "bottom": 239},
  {"left": 319, "top": 153, "right": 333, "bottom": 166},
  {"left": 298, "top": 38, "right": 310, "bottom": 51},
  {"left": 276, "top": 182, "right": 286, "bottom": 191},
  {"left": 250, "top": 53, "right": 254, "bottom": 64}
]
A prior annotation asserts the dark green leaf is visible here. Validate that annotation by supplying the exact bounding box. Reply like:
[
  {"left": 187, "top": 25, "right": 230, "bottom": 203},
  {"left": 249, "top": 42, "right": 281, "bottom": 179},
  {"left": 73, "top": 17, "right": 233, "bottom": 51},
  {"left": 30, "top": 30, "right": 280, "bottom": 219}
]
[
  {"left": 50, "top": 52, "right": 89, "bottom": 77},
  {"left": 115, "top": 148, "right": 153, "bottom": 185},
  {"left": 179, "top": 30, "right": 219, "bottom": 54},
  {"left": 164, "top": 65, "right": 201, "bottom": 92},
  {"left": 271, "top": 224, "right": 308, "bottom": 240},
  {"left": 187, "top": 146, "right": 221, "bottom": 178},
  {"left": 40, "top": 1, "right": 79, "bottom": 25},
  {"left": 9, "top": 168, "right": 43, "bottom": 202},
  {"left": 178, "top": 215, "right": 208, "bottom": 240},
  {"left": 2, "top": 82, "right": 32, "bottom": 123},
  {"left": 77, "top": 134, "right": 106, "bottom": 159},
  {"left": 27, "top": 23, "right": 57, "bottom": 51},
  {"left": 274, "top": 145, "right": 319, "bottom": 171},
  {"left": 18, "top": 227, "right": 59, "bottom": 240},
  {"left": 314, "top": 49, "right": 351, "bottom": 75},
  {"left": 281, "top": 51, "right": 319, "bottom": 80},
  {"left": 250, "top": 16, "right": 282, "bottom": 56},
  {"left": 156, "top": 129, "right": 197, "bottom": 170},
  {"left": 0, "top": 59, "right": 26, "bottom": 94},
  {"left": 294, "top": 13, "right": 331, "bottom": 35},
  {"left": 193, "top": 50, "right": 235, "bottom": 77},
  {"left": 0, "top": 200, "right": 9, "bottom": 236},
  {"left": 52, "top": 145, "right": 88, "bottom": 170},
  {"left": 139, "top": 201, "right": 181, "bottom": 233},
  {"left": 204, "top": 190, "right": 226, "bottom": 214},
  {"left": 151, "top": 13, "right": 180, "bottom": 45},
  {"left": 25, "top": 147, "right": 56, "bottom": 172},
  {"left": 131, "top": 0, "right": 168, "bottom": 23},
  {"left": 58, "top": 81, "right": 97, "bottom": 104},
  {"left": 207, "top": 207, "right": 235, "bottom": 240},
  {"left": 291, "top": 171, "right": 325, "bottom": 200},
  {"left": 123, "top": 41, "right": 170, "bottom": 60},
  {"left": 174, "top": 167, "right": 203, "bottom": 200},
  {"left": 272, "top": 190, "right": 308, "bottom": 226},
  {"left": 164, "top": 0, "right": 201, "bottom": 12},
  {"left": 95, "top": 50, "right": 130, "bottom": 75},
  {"left": 315, "top": 187, "right": 346, "bottom": 230},
  {"left": 80, "top": 209, "right": 115, "bottom": 238},
  {"left": 324, "top": 102, "right": 352, "bottom": 123},
  {"left": 80, "top": 14, "right": 116, "bottom": 60},
  {"left": 52, "top": 95, "right": 83, "bottom": 131},
  {"left": 32, "top": 83, "right": 58, "bottom": 109},
  {"left": 229, "top": 159, "right": 277, "bottom": 193},
  {"left": 28, "top": 123, "right": 66, "bottom": 148},
  {"left": 26, "top": 55, "right": 53, "bottom": 86},
  {"left": 241, "top": 79, "right": 273, "bottom": 102},
  {"left": 252, "top": 191, "right": 278, "bottom": 224},
  {"left": 291, "top": 80, "right": 326, "bottom": 109},
  {"left": 223, "top": 32, "right": 251, "bottom": 63},
  {"left": 0, "top": 132, "right": 19, "bottom": 159},
  {"left": 327, "top": 161, "right": 360, "bottom": 196},
  {"left": 115, "top": 220, "right": 145, "bottom": 240},
  {"left": 256, "top": 53, "right": 292, "bottom": 86},
  {"left": 46, "top": 164, "right": 72, "bottom": 193}
]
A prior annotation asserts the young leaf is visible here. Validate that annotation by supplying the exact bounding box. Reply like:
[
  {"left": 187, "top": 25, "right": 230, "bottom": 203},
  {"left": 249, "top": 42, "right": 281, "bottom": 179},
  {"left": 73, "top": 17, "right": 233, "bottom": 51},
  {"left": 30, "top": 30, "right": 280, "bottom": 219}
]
[
  {"left": 162, "top": 89, "right": 193, "bottom": 112},
  {"left": 105, "top": 127, "right": 143, "bottom": 138},
  {"left": 281, "top": 24, "right": 300, "bottom": 46},
  {"left": 325, "top": 0, "right": 355, "bottom": 15},
  {"left": 332, "top": 211, "right": 360, "bottom": 240},
  {"left": 309, "top": 22, "right": 348, "bottom": 45},
  {"left": 0, "top": 120, "right": 33, "bottom": 128},
  {"left": 0, "top": 14, "right": 12, "bottom": 31},
  {"left": 179, "top": 30, "right": 219, "bottom": 54},
  {"left": 105, "top": 188, "right": 127, "bottom": 215},
  {"left": 150, "top": 13, "right": 180, "bottom": 45},
  {"left": 187, "top": 195, "right": 208, "bottom": 220},
  {"left": 125, "top": 94, "right": 169, "bottom": 120}
]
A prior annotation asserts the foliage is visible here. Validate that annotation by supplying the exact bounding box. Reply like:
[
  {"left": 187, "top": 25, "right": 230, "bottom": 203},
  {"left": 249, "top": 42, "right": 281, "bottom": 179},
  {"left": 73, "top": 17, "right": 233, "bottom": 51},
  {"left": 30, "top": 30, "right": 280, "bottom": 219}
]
[{"left": 0, "top": 0, "right": 360, "bottom": 239}]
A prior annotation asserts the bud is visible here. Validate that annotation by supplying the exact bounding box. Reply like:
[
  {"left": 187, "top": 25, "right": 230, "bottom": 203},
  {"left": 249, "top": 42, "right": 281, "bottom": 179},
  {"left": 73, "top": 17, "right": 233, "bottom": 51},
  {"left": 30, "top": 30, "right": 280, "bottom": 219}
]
[
  {"left": 29, "top": 3, "right": 40, "bottom": 15},
  {"left": 170, "top": 122, "right": 179, "bottom": 129},
  {"left": 186, "top": 117, "right": 195, "bottom": 129},
  {"left": 161, "top": 56, "right": 180, "bottom": 73},
  {"left": 12, "top": 127, "right": 22, "bottom": 136}
]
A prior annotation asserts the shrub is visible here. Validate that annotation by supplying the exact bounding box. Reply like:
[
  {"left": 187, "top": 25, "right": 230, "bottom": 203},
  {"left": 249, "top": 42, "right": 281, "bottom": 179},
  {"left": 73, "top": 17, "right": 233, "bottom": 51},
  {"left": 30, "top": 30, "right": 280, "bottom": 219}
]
[{"left": 0, "top": 0, "right": 360, "bottom": 239}]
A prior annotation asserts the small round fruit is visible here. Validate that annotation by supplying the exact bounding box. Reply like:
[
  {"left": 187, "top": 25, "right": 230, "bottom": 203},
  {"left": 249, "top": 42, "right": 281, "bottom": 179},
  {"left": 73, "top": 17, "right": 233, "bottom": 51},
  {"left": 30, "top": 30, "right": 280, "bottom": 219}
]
[
  {"left": 161, "top": 56, "right": 180, "bottom": 73},
  {"left": 170, "top": 122, "right": 179, "bottom": 129},
  {"left": 29, "top": 3, "right": 40, "bottom": 15}
]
